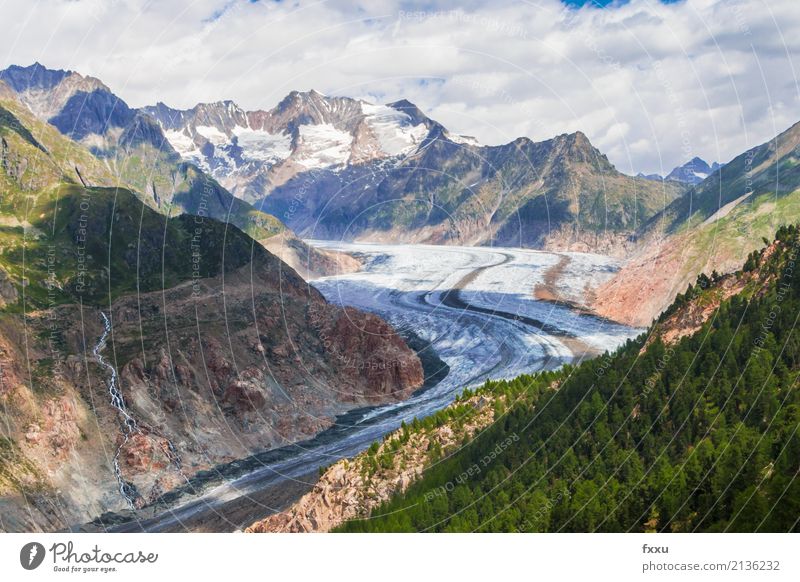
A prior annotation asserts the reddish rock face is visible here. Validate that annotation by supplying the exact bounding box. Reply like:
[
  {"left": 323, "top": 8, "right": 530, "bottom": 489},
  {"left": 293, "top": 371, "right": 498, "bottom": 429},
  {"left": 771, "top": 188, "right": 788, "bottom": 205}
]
[
  {"left": 97, "top": 249, "right": 424, "bottom": 508},
  {"left": 121, "top": 433, "right": 160, "bottom": 471},
  {"left": 0, "top": 243, "right": 423, "bottom": 532},
  {"left": 223, "top": 375, "right": 268, "bottom": 412},
  {"left": 317, "top": 307, "right": 424, "bottom": 403}
]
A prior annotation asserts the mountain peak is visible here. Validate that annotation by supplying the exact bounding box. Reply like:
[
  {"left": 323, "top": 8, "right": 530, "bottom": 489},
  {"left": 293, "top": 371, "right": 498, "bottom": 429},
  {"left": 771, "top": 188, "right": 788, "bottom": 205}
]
[
  {"left": 386, "top": 99, "right": 436, "bottom": 129},
  {"left": 565, "top": 130, "right": 596, "bottom": 152},
  {"left": 274, "top": 89, "right": 332, "bottom": 114},
  {"left": 550, "top": 130, "right": 611, "bottom": 167},
  {"left": 279, "top": 89, "right": 333, "bottom": 105},
  {"left": 0, "top": 62, "right": 72, "bottom": 93},
  {"left": 571, "top": 129, "right": 590, "bottom": 142},
  {"left": 0, "top": 62, "right": 109, "bottom": 99},
  {"left": 636, "top": 156, "right": 722, "bottom": 185},
  {"left": 664, "top": 156, "right": 719, "bottom": 184},
  {"left": 387, "top": 98, "right": 418, "bottom": 110}
]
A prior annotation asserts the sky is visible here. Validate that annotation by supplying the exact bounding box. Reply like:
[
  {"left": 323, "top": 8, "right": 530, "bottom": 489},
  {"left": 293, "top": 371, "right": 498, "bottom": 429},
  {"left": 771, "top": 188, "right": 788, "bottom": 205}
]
[{"left": 0, "top": 0, "right": 798, "bottom": 175}]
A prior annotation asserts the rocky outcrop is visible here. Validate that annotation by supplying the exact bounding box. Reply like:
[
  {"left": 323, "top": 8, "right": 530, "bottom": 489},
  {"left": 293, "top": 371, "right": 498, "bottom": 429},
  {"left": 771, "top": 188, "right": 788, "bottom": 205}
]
[
  {"left": 643, "top": 274, "right": 744, "bottom": 349},
  {"left": 642, "top": 239, "right": 782, "bottom": 350},
  {"left": 262, "top": 231, "right": 361, "bottom": 279},
  {"left": 0, "top": 268, "right": 17, "bottom": 308},
  {"left": 246, "top": 394, "right": 497, "bottom": 533}
]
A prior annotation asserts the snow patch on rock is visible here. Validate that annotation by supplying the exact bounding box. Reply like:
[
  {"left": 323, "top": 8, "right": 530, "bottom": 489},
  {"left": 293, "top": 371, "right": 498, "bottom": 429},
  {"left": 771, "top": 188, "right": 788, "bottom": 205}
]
[
  {"left": 194, "top": 125, "right": 229, "bottom": 146},
  {"left": 296, "top": 123, "right": 354, "bottom": 169},
  {"left": 447, "top": 132, "right": 480, "bottom": 146},
  {"left": 232, "top": 126, "right": 292, "bottom": 163}
]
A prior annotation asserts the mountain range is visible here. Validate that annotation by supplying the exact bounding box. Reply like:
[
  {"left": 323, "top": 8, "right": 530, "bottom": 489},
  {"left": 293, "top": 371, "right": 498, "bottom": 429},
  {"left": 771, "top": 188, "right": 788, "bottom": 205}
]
[
  {"left": 0, "top": 63, "right": 285, "bottom": 241},
  {"left": 638, "top": 157, "right": 722, "bottom": 185},
  {"left": 0, "top": 63, "right": 696, "bottom": 256},
  {"left": 141, "top": 89, "right": 687, "bottom": 250}
]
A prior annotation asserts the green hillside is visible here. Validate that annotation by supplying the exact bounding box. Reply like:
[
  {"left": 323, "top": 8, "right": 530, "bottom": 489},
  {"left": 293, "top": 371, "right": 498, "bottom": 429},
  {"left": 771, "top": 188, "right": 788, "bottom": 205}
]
[
  {"left": 0, "top": 102, "right": 277, "bottom": 309},
  {"left": 661, "top": 121, "right": 800, "bottom": 233},
  {"left": 1, "top": 183, "right": 263, "bottom": 308},
  {"left": 649, "top": 120, "right": 800, "bottom": 269}
]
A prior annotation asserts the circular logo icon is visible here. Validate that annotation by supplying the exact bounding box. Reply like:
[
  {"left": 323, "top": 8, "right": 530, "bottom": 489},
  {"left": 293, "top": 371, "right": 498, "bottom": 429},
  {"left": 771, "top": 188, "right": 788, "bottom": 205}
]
[{"left": 20, "top": 542, "right": 46, "bottom": 570}]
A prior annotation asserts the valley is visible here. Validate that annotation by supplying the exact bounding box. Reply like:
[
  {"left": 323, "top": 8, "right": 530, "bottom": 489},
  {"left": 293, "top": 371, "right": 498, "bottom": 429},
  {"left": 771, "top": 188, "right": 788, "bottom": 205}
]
[
  {"left": 0, "top": 59, "right": 797, "bottom": 535},
  {"left": 93, "top": 242, "right": 638, "bottom": 532}
]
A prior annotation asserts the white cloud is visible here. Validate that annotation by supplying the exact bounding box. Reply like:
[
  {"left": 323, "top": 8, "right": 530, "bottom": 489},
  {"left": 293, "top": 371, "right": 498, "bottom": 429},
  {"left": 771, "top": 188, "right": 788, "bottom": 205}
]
[{"left": 0, "top": 0, "right": 798, "bottom": 174}]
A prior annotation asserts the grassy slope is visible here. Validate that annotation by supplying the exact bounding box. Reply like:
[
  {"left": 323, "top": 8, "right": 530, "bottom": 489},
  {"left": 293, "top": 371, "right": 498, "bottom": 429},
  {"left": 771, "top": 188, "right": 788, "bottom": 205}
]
[
  {"left": 653, "top": 120, "right": 800, "bottom": 255},
  {"left": 0, "top": 101, "right": 275, "bottom": 309},
  {"left": 3, "top": 183, "right": 263, "bottom": 308},
  {"left": 662, "top": 121, "right": 800, "bottom": 233}
]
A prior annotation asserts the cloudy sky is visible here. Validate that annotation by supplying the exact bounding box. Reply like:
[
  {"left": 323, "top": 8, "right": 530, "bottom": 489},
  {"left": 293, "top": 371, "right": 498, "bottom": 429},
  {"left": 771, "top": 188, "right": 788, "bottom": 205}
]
[{"left": 1, "top": 0, "right": 798, "bottom": 175}]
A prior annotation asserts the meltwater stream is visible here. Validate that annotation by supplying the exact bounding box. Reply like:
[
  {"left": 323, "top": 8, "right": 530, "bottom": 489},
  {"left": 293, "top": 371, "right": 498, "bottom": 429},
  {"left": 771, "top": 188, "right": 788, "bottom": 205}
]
[
  {"left": 100, "top": 243, "right": 640, "bottom": 532},
  {"left": 93, "top": 312, "right": 139, "bottom": 508},
  {"left": 94, "top": 312, "right": 187, "bottom": 511}
]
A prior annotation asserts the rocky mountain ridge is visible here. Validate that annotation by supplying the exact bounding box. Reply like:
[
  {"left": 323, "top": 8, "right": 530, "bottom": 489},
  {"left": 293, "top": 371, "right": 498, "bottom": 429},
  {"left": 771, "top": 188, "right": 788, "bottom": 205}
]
[
  {"left": 141, "top": 86, "right": 685, "bottom": 249},
  {"left": 1, "top": 63, "right": 688, "bottom": 251},
  {"left": 141, "top": 91, "right": 447, "bottom": 202},
  {"left": 638, "top": 156, "right": 722, "bottom": 185}
]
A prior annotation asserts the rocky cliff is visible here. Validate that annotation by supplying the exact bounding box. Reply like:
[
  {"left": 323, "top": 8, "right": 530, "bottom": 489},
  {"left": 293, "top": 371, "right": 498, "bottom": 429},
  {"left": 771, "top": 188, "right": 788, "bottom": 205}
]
[
  {"left": 246, "top": 393, "right": 498, "bottom": 533},
  {"left": 0, "top": 260, "right": 423, "bottom": 531}
]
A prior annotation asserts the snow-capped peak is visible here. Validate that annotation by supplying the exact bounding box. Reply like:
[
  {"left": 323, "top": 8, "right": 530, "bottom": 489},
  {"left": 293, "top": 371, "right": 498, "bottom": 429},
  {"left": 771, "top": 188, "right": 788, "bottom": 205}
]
[{"left": 360, "top": 102, "right": 429, "bottom": 157}]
